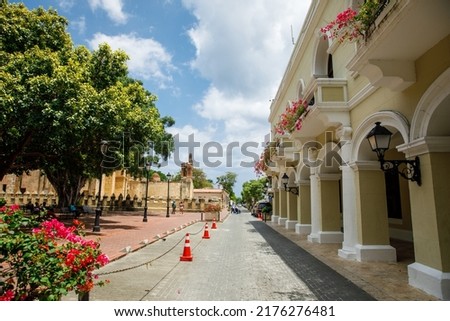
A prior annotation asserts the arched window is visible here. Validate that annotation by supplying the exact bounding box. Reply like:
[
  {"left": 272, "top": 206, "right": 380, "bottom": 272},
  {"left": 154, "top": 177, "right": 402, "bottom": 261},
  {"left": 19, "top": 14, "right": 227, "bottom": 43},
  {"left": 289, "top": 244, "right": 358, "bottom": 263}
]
[
  {"left": 313, "top": 37, "right": 334, "bottom": 79},
  {"left": 327, "top": 54, "right": 334, "bottom": 78},
  {"left": 296, "top": 79, "right": 305, "bottom": 99}
]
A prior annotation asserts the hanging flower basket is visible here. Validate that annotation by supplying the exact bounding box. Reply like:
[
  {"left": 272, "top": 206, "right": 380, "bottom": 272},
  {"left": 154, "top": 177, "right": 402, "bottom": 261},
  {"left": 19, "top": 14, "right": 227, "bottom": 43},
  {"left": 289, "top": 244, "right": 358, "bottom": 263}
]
[
  {"left": 320, "top": 0, "right": 385, "bottom": 43},
  {"left": 254, "top": 141, "right": 277, "bottom": 176},
  {"left": 274, "top": 99, "right": 310, "bottom": 135}
]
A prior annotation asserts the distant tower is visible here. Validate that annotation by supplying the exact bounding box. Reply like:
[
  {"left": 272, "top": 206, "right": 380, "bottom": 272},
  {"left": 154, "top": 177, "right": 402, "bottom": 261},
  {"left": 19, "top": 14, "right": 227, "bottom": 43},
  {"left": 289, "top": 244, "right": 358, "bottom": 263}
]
[{"left": 180, "top": 153, "right": 194, "bottom": 200}]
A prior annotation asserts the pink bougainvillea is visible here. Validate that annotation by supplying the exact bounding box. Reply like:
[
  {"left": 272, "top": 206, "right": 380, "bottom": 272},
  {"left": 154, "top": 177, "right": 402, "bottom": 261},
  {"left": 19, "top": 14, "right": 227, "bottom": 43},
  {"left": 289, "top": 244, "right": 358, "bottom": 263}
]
[
  {"left": 0, "top": 206, "right": 109, "bottom": 301},
  {"left": 274, "top": 99, "right": 309, "bottom": 135},
  {"left": 320, "top": 8, "right": 363, "bottom": 43},
  {"left": 320, "top": 1, "right": 383, "bottom": 43}
]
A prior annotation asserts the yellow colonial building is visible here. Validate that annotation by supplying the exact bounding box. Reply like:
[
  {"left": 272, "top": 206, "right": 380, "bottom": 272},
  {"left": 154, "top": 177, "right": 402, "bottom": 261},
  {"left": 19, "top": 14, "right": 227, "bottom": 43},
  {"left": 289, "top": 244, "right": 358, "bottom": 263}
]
[
  {"left": 1, "top": 157, "right": 228, "bottom": 213},
  {"left": 265, "top": 0, "right": 449, "bottom": 299}
]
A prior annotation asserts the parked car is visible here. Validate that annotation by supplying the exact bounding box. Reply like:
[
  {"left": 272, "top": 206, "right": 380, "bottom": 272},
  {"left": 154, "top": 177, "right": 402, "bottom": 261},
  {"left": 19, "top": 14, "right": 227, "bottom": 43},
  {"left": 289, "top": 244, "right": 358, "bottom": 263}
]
[{"left": 252, "top": 201, "right": 272, "bottom": 218}]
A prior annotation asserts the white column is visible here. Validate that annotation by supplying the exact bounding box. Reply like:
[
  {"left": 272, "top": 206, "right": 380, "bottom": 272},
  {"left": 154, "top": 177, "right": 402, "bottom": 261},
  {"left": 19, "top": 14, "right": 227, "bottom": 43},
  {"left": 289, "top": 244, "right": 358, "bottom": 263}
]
[
  {"left": 271, "top": 190, "right": 279, "bottom": 222},
  {"left": 354, "top": 161, "right": 396, "bottom": 262},
  {"left": 307, "top": 170, "right": 320, "bottom": 243},
  {"left": 317, "top": 174, "right": 343, "bottom": 243},
  {"left": 338, "top": 164, "right": 358, "bottom": 259},
  {"left": 399, "top": 139, "right": 450, "bottom": 300},
  {"left": 285, "top": 189, "right": 297, "bottom": 230},
  {"left": 337, "top": 126, "right": 357, "bottom": 258},
  {"left": 295, "top": 181, "right": 311, "bottom": 235},
  {"left": 278, "top": 189, "right": 288, "bottom": 226}
]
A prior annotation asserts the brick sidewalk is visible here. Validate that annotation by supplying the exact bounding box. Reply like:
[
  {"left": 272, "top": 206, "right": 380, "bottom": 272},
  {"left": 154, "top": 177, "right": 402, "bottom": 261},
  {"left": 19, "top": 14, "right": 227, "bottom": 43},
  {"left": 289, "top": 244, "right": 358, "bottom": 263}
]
[{"left": 73, "top": 210, "right": 227, "bottom": 261}]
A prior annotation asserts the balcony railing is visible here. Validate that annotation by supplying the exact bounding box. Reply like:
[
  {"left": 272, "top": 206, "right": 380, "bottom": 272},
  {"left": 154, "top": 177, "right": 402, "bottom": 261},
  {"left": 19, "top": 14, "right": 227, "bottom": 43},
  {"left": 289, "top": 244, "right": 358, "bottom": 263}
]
[{"left": 364, "top": 0, "right": 392, "bottom": 40}]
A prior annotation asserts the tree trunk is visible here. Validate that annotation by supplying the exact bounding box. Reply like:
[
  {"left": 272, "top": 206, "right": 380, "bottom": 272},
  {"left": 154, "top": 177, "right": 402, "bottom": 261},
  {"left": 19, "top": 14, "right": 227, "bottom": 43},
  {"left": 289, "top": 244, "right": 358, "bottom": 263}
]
[{"left": 45, "top": 170, "right": 87, "bottom": 207}]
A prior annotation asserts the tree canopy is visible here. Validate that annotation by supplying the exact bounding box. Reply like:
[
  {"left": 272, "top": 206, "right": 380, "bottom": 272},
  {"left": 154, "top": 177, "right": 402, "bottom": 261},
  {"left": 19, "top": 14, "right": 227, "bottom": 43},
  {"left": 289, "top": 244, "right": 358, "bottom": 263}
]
[
  {"left": 216, "top": 172, "right": 237, "bottom": 199},
  {"left": 0, "top": 1, "right": 174, "bottom": 206},
  {"left": 241, "top": 177, "right": 268, "bottom": 208},
  {"left": 192, "top": 168, "right": 214, "bottom": 189}
]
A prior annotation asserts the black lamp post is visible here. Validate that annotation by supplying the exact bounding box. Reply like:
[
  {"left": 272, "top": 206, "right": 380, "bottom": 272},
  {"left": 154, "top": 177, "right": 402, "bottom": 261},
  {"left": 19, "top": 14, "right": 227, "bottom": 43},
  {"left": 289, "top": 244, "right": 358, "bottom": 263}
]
[
  {"left": 143, "top": 162, "right": 151, "bottom": 222},
  {"left": 281, "top": 173, "right": 299, "bottom": 195},
  {"left": 166, "top": 172, "right": 172, "bottom": 218},
  {"left": 366, "top": 122, "right": 421, "bottom": 186},
  {"left": 93, "top": 140, "right": 109, "bottom": 232}
]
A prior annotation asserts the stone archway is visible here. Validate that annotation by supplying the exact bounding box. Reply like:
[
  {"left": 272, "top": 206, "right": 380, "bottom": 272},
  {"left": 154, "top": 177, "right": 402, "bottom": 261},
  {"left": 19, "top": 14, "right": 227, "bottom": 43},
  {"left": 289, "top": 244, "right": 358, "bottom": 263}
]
[
  {"left": 350, "top": 111, "right": 412, "bottom": 262},
  {"left": 410, "top": 68, "right": 450, "bottom": 141}
]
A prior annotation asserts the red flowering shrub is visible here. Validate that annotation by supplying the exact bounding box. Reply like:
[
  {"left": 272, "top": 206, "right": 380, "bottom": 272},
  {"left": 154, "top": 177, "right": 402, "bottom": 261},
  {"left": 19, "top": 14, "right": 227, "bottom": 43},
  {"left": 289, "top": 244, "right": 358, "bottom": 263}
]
[{"left": 0, "top": 205, "right": 109, "bottom": 301}]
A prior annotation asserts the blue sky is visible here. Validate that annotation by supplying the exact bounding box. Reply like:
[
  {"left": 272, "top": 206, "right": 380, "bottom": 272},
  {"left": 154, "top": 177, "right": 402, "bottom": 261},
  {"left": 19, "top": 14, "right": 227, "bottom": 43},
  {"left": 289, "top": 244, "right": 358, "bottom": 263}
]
[{"left": 13, "top": 0, "right": 311, "bottom": 196}]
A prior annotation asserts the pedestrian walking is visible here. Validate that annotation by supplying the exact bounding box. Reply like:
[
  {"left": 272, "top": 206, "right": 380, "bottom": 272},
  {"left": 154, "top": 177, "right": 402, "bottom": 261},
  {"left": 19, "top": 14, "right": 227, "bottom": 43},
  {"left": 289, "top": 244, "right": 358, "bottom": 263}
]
[
  {"left": 179, "top": 201, "right": 184, "bottom": 214},
  {"left": 171, "top": 200, "right": 176, "bottom": 214}
]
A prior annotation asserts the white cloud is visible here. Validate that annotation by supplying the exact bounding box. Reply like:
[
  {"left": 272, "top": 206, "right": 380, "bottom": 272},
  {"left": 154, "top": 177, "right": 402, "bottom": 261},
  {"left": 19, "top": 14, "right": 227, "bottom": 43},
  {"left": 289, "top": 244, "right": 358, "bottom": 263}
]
[
  {"left": 57, "top": 0, "right": 75, "bottom": 10},
  {"left": 192, "top": 86, "right": 271, "bottom": 143},
  {"left": 183, "top": 0, "right": 311, "bottom": 97},
  {"left": 88, "top": 33, "right": 175, "bottom": 88},
  {"left": 182, "top": 0, "right": 311, "bottom": 137},
  {"left": 88, "top": 0, "right": 128, "bottom": 24},
  {"left": 71, "top": 16, "right": 86, "bottom": 35},
  {"left": 178, "top": 0, "right": 312, "bottom": 194}
]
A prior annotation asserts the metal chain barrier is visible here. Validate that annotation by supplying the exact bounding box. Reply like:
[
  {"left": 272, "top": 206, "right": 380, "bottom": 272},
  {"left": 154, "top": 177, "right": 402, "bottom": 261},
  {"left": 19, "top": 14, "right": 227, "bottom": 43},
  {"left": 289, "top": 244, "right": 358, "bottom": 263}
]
[{"left": 95, "top": 223, "right": 206, "bottom": 276}]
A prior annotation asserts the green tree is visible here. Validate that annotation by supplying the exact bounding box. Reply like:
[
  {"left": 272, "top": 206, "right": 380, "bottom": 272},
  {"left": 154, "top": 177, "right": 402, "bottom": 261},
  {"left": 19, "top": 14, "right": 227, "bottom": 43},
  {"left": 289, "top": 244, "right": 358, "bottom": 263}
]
[
  {"left": 192, "top": 168, "right": 213, "bottom": 189},
  {"left": 241, "top": 177, "right": 268, "bottom": 209},
  {"left": 0, "top": 1, "right": 73, "bottom": 178},
  {"left": 0, "top": 2, "right": 173, "bottom": 206},
  {"left": 216, "top": 172, "right": 237, "bottom": 199},
  {"left": 36, "top": 44, "right": 172, "bottom": 206}
]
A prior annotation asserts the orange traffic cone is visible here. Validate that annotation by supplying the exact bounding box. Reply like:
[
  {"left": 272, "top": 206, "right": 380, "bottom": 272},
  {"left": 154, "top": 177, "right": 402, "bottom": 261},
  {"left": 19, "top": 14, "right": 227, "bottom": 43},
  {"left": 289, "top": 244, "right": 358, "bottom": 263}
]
[
  {"left": 180, "top": 233, "right": 193, "bottom": 261},
  {"left": 211, "top": 218, "right": 217, "bottom": 229},
  {"left": 202, "top": 223, "right": 211, "bottom": 239}
]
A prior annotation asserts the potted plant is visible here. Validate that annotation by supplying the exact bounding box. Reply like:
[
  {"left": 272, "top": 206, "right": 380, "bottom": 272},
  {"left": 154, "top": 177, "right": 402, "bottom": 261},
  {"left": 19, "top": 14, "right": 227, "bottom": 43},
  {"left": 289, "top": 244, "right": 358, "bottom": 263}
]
[
  {"left": 203, "top": 203, "right": 221, "bottom": 221},
  {"left": 261, "top": 204, "right": 272, "bottom": 222}
]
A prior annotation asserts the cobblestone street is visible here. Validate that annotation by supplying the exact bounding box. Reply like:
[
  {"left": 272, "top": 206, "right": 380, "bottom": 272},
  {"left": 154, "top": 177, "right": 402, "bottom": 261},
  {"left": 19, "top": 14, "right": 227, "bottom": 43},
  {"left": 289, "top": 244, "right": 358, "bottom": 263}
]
[
  {"left": 63, "top": 209, "right": 379, "bottom": 301},
  {"left": 76, "top": 213, "right": 315, "bottom": 300}
]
